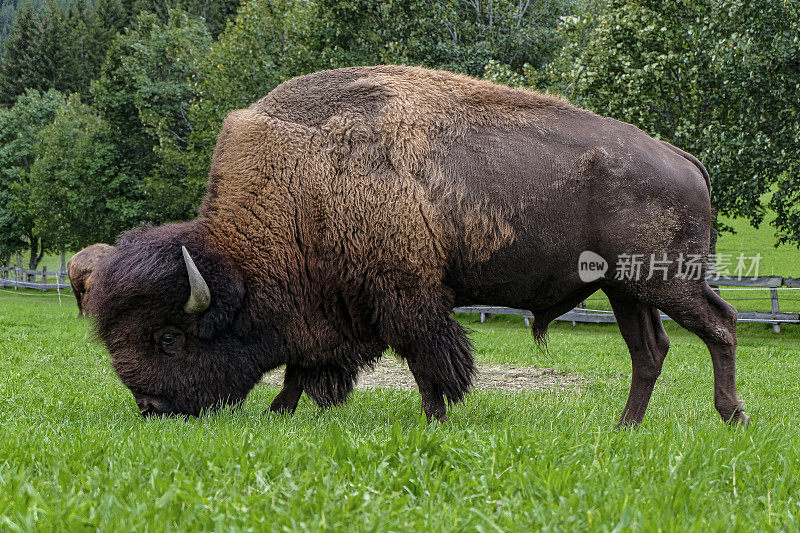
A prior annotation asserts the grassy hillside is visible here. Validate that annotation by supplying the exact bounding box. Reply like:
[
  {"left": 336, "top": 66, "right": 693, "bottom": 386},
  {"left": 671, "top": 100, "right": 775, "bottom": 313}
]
[{"left": 717, "top": 212, "right": 798, "bottom": 277}]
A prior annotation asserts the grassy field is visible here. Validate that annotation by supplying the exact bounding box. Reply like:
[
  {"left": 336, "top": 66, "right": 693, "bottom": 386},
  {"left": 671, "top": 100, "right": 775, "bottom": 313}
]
[
  {"left": 1, "top": 212, "right": 797, "bottom": 530},
  {"left": 1, "top": 290, "right": 799, "bottom": 530}
]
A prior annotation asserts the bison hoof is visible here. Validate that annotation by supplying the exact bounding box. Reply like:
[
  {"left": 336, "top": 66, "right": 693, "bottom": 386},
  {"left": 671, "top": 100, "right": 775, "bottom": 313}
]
[
  {"left": 267, "top": 401, "right": 296, "bottom": 416},
  {"left": 615, "top": 419, "right": 642, "bottom": 430},
  {"left": 728, "top": 410, "right": 749, "bottom": 428},
  {"left": 424, "top": 409, "right": 448, "bottom": 423}
]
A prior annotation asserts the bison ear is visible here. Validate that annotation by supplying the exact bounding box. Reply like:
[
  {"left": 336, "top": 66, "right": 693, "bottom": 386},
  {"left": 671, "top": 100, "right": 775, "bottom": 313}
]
[
  {"left": 191, "top": 251, "right": 245, "bottom": 340},
  {"left": 182, "top": 246, "right": 211, "bottom": 314}
]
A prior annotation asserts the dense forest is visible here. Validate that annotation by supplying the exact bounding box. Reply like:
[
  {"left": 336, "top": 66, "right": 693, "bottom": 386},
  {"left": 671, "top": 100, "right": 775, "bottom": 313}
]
[{"left": 0, "top": 0, "right": 797, "bottom": 272}]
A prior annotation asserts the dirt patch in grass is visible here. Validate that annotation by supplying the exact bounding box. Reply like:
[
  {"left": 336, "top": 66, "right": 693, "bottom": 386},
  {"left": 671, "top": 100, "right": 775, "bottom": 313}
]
[{"left": 260, "top": 357, "right": 584, "bottom": 392}]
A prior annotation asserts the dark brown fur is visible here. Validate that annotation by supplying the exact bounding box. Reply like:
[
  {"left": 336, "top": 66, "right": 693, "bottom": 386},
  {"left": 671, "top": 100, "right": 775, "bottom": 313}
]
[
  {"left": 67, "top": 243, "right": 115, "bottom": 317},
  {"left": 90, "top": 66, "right": 747, "bottom": 426}
]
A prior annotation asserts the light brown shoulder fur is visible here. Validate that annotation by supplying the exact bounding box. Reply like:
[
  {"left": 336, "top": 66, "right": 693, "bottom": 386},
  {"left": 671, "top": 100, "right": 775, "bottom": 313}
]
[{"left": 200, "top": 67, "right": 575, "bottom": 312}]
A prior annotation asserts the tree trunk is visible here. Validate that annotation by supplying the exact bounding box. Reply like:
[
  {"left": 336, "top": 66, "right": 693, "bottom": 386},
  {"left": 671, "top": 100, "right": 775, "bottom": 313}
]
[
  {"left": 2, "top": 253, "right": 9, "bottom": 280},
  {"left": 27, "top": 237, "right": 44, "bottom": 282},
  {"left": 60, "top": 250, "right": 67, "bottom": 286}
]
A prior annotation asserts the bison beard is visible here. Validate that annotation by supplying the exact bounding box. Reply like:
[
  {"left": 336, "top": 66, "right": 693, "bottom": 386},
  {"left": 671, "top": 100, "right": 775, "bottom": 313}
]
[{"left": 89, "top": 65, "right": 747, "bottom": 427}]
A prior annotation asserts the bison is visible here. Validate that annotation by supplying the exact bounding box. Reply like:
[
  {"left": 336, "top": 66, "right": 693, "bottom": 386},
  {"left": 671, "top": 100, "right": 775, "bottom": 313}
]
[
  {"left": 67, "top": 243, "right": 115, "bottom": 317},
  {"left": 89, "top": 66, "right": 747, "bottom": 427}
]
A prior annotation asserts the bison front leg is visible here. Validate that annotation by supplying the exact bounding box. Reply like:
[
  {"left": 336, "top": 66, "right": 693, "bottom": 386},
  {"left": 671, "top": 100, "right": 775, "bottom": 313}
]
[
  {"left": 406, "top": 357, "right": 448, "bottom": 422},
  {"left": 392, "top": 314, "right": 475, "bottom": 423},
  {"left": 268, "top": 365, "right": 303, "bottom": 415}
]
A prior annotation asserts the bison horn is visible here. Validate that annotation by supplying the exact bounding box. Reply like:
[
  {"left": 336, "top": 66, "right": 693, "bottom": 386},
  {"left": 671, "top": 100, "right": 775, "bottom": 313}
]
[{"left": 181, "top": 246, "right": 211, "bottom": 314}]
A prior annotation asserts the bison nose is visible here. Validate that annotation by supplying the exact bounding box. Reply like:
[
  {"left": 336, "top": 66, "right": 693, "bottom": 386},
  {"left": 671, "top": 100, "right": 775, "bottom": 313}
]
[{"left": 136, "top": 397, "right": 162, "bottom": 418}]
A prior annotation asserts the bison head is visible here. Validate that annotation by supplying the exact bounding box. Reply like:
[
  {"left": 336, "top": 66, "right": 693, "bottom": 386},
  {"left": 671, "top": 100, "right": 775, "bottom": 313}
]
[{"left": 89, "top": 223, "right": 273, "bottom": 417}]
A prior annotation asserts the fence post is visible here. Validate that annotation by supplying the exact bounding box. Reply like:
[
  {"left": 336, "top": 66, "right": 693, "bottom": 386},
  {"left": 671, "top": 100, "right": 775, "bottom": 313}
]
[
  {"left": 770, "top": 288, "right": 781, "bottom": 334},
  {"left": 573, "top": 300, "right": 587, "bottom": 327},
  {"left": 41, "top": 266, "right": 47, "bottom": 291}
]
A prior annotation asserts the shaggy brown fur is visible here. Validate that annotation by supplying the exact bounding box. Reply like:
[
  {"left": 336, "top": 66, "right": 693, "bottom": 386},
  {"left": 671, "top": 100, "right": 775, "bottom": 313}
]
[
  {"left": 90, "top": 66, "right": 747, "bottom": 427},
  {"left": 67, "top": 243, "right": 115, "bottom": 317}
]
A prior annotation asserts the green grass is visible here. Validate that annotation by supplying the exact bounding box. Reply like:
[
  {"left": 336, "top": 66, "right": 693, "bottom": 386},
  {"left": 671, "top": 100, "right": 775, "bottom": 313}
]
[
  {"left": 1, "top": 292, "right": 799, "bottom": 531},
  {"left": 1, "top": 213, "right": 797, "bottom": 530},
  {"left": 717, "top": 211, "right": 799, "bottom": 277}
]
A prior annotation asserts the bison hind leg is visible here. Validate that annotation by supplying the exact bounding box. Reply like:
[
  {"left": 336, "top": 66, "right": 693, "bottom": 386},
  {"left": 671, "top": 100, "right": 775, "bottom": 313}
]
[{"left": 604, "top": 287, "right": 670, "bottom": 427}]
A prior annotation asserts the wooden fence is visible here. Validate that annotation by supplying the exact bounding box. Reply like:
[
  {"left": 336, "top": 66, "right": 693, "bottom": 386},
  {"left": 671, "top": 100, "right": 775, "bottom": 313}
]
[
  {"left": 0, "top": 267, "right": 70, "bottom": 291},
  {"left": 2, "top": 269, "right": 797, "bottom": 332},
  {"left": 455, "top": 276, "right": 800, "bottom": 333}
]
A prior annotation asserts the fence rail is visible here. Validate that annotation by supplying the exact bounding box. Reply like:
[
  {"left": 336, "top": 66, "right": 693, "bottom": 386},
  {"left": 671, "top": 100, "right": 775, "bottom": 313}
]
[
  {"left": 2, "top": 269, "right": 798, "bottom": 331},
  {"left": 455, "top": 276, "right": 800, "bottom": 333},
  {"left": 0, "top": 267, "right": 70, "bottom": 291}
]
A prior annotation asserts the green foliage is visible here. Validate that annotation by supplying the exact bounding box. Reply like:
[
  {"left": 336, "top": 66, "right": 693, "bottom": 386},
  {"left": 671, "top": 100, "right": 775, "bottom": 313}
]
[
  {"left": 182, "top": 0, "right": 316, "bottom": 194},
  {"left": 0, "top": 4, "right": 46, "bottom": 103},
  {"left": 566, "top": 0, "right": 800, "bottom": 247},
  {"left": 0, "top": 0, "right": 72, "bottom": 42},
  {"left": 27, "top": 94, "right": 138, "bottom": 251},
  {"left": 91, "top": 9, "right": 211, "bottom": 224},
  {"left": 0, "top": 88, "right": 66, "bottom": 265},
  {"left": 177, "top": 0, "right": 240, "bottom": 37},
  {"left": 122, "top": 10, "right": 212, "bottom": 222},
  {"left": 0, "top": 0, "right": 113, "bottom": 105},
  {"left": 95, "top": 0, "right": 128, "bottom": 37},
  {"left": 309, "top": 0, "right": 573, "bottom": 76}
]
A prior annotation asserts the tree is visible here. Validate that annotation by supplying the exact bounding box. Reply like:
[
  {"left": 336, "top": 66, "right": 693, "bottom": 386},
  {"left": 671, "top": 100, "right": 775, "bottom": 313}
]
[
  {"left": 181, "top": 0, "right": 316, "bottom": 203},
  {"left": 126, "top": 0, "right": 240, "bottom": 36},
  {"left": 0, "top": 1, "right": 109, "bottom": 105},
  {"left": 0, "top": 4, "right": 46, "bottom": 105},
  {"left": 95, "top": 0, "right": 127, "bottom": 37},
  {"left": 90, "top": 9, "right": 212, "bottom": 225},
  {"left": 125, "top": 9, "right": 213, "bottom": 222},
  {"left": 179, "top": 0, "right": 239, "bottom": 37},
  {"left": 308, "top": 0, "right": 574, "bottom": 76},
  {"left": 565, "top": 0, "right": 800, "bottom": 247},
  {"left": 0, "top": 88, "right": 66, "bottom": 272},
  {"left": 28, "top": 94, "right": 137, "bottom": 250}
]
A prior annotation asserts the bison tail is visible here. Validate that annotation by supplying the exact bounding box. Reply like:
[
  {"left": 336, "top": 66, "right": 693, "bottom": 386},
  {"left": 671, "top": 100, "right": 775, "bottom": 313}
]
[{"left": 663, "top": 141, "right": 711, "bottom": 195}]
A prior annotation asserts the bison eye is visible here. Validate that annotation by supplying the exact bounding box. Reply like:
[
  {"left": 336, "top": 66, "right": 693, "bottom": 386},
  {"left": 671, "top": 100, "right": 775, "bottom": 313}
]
[
  {"left": 155, "top": 328, "right": 184, "bottom": 355},
  {"left": 161, "top": 334, "right": 176, "bottom": 347}
]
